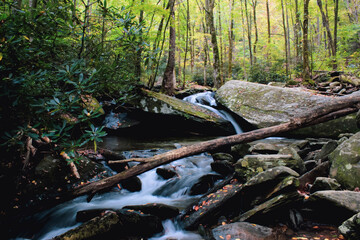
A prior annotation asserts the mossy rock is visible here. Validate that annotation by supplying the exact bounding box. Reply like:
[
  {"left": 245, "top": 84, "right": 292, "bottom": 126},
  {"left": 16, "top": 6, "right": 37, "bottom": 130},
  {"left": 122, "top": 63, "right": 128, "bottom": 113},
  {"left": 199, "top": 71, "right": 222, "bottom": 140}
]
[
  {"left": 216, "top": 80, "right": 358, "bottom": 138},
  {"left": 329, "top": 132, "right": 360, "bottom": 190}
]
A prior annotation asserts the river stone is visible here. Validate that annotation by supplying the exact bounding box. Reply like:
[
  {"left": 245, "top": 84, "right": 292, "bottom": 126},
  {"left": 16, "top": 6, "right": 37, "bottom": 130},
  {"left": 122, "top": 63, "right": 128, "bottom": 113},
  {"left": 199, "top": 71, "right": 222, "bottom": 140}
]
[
  {"left": 120, "top": 176, "right": 142, "bottom": 192},
  {"left": 309, "top": 177, "right": 341, "bottom": 193},
  {"left": 339, "top": 212, "right": 360, "bottom": 240},
  {"left": 54, "top": 209, "right": 163, "bottom": 240},
  {"left": 189, "top": 174, "right": 223, "bottom": 195},
  {"left": 129, "top": 88, "right": 233, "bottom": 135},
  {"left": 122, "top": 203, "right": 179, "bottom": 220},
  {"left": 215, "top": 80, "right": 358, "bottom": 138},
  {"left": 356, "top": 110, "right": 360, "bottom": 128},
  {"left": 156, "top": 167, "right": 177, "bottom": 179},
  {"left": 329, "top": 132, "right": 360, "bottom": 190},
  {"left": 235, "top": 154, "right": 304, "bottom": 181},
  {"left": 211, "top": 160, "right": 235, "bottom": 177},
  {"left": 231, "top": 143, "right": 251, "bottom": 159},
  {"left": 211, "top": 222, "right": 273, "bottom": 240},
  {"left": 211, "top": 152, "right": 234, "bottom": 162},
  {"left": 249, "top": 142, "right": 280, "bottom": 154},
  {"left": 305, "top": 190, "right": 360, "bottom": 224},
  {"left": 314, "top": 140, "right": 338, "bottom": 162}
]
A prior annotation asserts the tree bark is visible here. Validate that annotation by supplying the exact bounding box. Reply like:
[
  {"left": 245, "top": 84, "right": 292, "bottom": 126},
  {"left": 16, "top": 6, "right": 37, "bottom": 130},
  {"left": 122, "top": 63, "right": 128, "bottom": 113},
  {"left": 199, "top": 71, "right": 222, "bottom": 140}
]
[
  {"left": 317, "top": 0, "right": 335, "bottom": 57},
  {"left": 228, "top": 0, "right": 235, "bottom": 79},
  {"left": 266, "top": 0, "right": 271, "bottom": 59},
  {"left": 244, "top": 0, "right": 253, "bottom": 66},
  {"left": 302, "top": 0, "right": 311, "bottom": 82},
  {"left": 72, "top": 93, "right": 360, "bottom": 201},
  {"left": 281, "top": 0, "right": 289, "bottom": 76},
  {"left": 183, "top": 0, "right": 190, "bottom": 88},
  {"left": 205, "top": 0, "right": 222, "bottom": 88},
  {"left": 251, "top": 0, "right": 258, "bottom": 64},
  {"left": 162, "top": 0, "right": 176, "bottom": 96}
]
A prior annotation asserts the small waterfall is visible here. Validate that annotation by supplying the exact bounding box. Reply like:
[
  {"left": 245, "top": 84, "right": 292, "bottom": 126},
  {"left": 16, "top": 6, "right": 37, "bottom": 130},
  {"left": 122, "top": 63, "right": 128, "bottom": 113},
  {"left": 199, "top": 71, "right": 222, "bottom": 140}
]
[{"left": 183, "top": 91, "right": 243, "bottom": 134}]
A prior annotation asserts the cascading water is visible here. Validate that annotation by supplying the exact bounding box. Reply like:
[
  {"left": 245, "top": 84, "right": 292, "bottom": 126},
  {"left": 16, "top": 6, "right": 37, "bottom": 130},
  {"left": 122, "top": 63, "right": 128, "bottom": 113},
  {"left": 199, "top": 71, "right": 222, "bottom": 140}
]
[
  {"left": 15, "top": 147, "right": 214, "bottom": 240},
  {"left": 183, "top": 91, "right": 243, "bottom": 134}
]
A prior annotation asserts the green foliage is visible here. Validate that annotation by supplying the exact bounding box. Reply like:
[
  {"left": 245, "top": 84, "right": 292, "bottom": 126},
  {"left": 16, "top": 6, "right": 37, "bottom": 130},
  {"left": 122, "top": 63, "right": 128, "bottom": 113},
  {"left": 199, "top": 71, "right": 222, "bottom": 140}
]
[
  {"left": 0, "top": 0, "right": 150, "bottom": 163},
  {"left": 247, "top": 61, "right": 289, "bottom": 84}
]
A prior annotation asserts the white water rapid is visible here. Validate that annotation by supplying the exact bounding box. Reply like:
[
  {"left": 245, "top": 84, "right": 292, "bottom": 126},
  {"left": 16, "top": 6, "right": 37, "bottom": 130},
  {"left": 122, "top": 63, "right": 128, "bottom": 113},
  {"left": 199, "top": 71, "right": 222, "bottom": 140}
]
[
  {"left": 183, "top": 91, "right": 243, "bottom": 134},
  {"left": 15, "top": 148, "right": 215, "bottom": 240}
]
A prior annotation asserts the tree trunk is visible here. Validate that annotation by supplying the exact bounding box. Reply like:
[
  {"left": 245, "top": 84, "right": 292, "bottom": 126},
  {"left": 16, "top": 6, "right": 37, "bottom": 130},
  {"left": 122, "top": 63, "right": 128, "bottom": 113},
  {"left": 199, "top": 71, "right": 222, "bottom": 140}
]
[
  {"left": 294, "top": 0, "right": 301, "bottom": 65},
  {"left": 161, "top": 0, "right": 176, "bottom": 96},
  {"left": 244, "top": 0, "right": 253, "bottom": 66},
  {"left": 206, "top": 0, "right": 222, "bottom": 88},
  {"left": 266, "top": 0, "right": 271, "bottom": 59},
  {"left": 240, "top": 0, "right": 248, "bottom": 79},
  {"left": 183, "top": 0, "right": 190, "bottom": 88},
  {"left": 302, "top": 0, "right": 311, "bottom": 82},
  {"left": 135, "top": 0, "right": 144, "bottom": 82},
  {"left": 251, "top": 0, "right": 258, "bottom": 63},
  {"left": 281, "top": 0, "right": 289, "bottom": 76},
  {"left": 228, "top": 0, "right": 235, "bottom": 79},
  {"left": 218, "top": 1, "right": 224, "bottom": 85},
  {"left": 333, "top": 0, "right": 339, "bottom": 70},
  {"left": 317, "top": 0, "right": 335, "bottom": 57},
  {"left": 72, "top": 93, "right": 360, "bottom": 201}
]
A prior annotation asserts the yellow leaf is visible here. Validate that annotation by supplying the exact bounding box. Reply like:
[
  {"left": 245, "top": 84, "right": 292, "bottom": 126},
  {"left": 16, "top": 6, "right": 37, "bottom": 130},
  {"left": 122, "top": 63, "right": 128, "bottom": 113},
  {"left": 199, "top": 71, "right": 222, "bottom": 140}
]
[
  {"left": 24, "top": 36, "right": 30, "bottom": 41},
  {"left": 0, "top": 52, "right": 2, "bottom": 61}
]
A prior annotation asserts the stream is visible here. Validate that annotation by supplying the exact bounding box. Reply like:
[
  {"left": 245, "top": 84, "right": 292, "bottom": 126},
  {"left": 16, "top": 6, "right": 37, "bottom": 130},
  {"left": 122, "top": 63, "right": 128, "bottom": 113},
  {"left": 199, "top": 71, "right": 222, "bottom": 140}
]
[{"left": 14, "top": 91, "right": 241, "bottom": 240}]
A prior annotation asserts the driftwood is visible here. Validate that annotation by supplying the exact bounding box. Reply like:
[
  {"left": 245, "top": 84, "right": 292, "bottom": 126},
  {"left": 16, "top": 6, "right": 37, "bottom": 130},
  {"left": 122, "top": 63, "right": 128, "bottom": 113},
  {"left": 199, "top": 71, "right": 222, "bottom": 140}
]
[{"left": 73, "top": 93, "right": 360, "bottom": 202}]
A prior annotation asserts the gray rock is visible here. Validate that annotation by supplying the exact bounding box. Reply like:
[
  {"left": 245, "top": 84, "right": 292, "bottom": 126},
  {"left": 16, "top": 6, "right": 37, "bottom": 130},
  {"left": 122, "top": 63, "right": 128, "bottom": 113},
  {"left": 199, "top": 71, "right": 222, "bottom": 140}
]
[
  {"left": 339, "top": 212, "right": 360, "bottom": 240},
  {"left": 235, "top": 154, "right": 304, "bottom": 181},
  {"left": 329, "top": 132, "right": 360, "bottom": 190},
  {"left": 216, "top": 80, "right": 358, "bottom": 138},
  {"left": 314, "top": 140, "right": 338, "bottom": 162},
  {"left": 212, "top": 222, "right": 274, "bottom": 240},
  {"left": 54, "top": 210, "right": 163, "bottom": 240},
  {"left": 309, "top": 177, "right": 341, "bottom": 193},
  {"left": 306, "top": 190, "right": 360, "bottom": 224},
  {"left": 211, "top": 160, "right": 235, "bottom": 177},
  {"left": 211, "top": 152, "right": 234, "bottom": 162},
  {"left": 123, "top": 203, "right": 179, "bottom": 220}
]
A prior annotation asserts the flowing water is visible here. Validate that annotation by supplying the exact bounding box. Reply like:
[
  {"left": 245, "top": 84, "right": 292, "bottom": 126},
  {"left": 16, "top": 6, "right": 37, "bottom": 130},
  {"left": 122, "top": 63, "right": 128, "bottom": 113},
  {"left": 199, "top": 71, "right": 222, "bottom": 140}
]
[
  {"left": 14, "top": 92, "right": 245, "bottom": 240},
  {"left": 183, "top": 91, "right": 243, "bottom": 134}
]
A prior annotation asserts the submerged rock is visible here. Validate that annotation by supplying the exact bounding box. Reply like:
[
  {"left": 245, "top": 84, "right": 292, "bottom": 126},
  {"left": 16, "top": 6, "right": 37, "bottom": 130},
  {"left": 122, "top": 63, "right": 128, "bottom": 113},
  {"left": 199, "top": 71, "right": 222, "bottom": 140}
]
[
  {"left": 216, "top": 80, "right": 358, "bottom": 138},
  {"left": 123, "top": 203, "right": 179, "bottom": 220},
  {"left": 211, "top": 222, "right": 274, "bottom": 240},
  {"left": 329, "top": 132, "right": 360, "bottom": 190},
  {"left": 54, "top": 209, "right": 163, "bottom": 240}
]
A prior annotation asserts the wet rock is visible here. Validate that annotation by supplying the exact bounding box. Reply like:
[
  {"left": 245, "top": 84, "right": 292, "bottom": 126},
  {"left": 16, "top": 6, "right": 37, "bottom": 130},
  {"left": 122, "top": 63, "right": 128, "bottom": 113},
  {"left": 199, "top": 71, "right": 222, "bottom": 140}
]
[
  {"left": 123, "top": 203, "right": 179, "bottom": 220},
  {"left": 309, "top": 177, "right": 341, "bottom": 193},
  {"left": 211, "top": 153, "right": 234, "bottom": 162},
  {"left": 152, "top": 178, "right": 180, "bottom": 197},
  {"left": 304, "top": 160, "right": 317, "bottom": 171},
  {"left": 237, "top": 191, "right": 302, "bottom": 226},
  {"left": 54, "top": 209, "right": 163, "bottom": 240},
  {"left": 339, "top": 212, "right": 360, "bottom": 240},
  {"left": 189, "top": 174, "right": 223, "bottom": 195},
  {"left": 249, "top": 142, "right": 280, "bottom": 154},
  {"left": 298, "top": 161, "right": 330, "bottom": 191},
  {"left": 128, "top": 88, "right": 234, "bottom": 135},
  {"left": 216, "top": 80, "right": 358, "bottom": 138},
  {"left": 235, "top": 154, "right": 304, "bottom": 181},
  {"left": 121, "top": 176, "right": 142, "bottom": 192},
  {"left": 211, "top": 161, "right": 235, "bottom": 177},
  {"left": 76, "top": 209, "right": 111, "bottom": 222},
  {"left": 329, "top": 132, "right": 360, "bottom": 190},
  {"left": 305, "top": 190, "right": 360, "bottom": 224},
  {"left": 156, "top": 167, "right": 177, "bottom": 180},
  {"left": 231, "top": 143, "right": 251, "bottom": 159},
  {"left": 180, "top": 167, "right": 299, "bottom": 230},
  {"left": 211, "top": 222, "right": 274, "bottom": 240},
  {"left": 314, "top": 140, "right": 338, "bottom": 162},
  {"left": 356, "top": 110, "right": 360, "bottom": 128}
]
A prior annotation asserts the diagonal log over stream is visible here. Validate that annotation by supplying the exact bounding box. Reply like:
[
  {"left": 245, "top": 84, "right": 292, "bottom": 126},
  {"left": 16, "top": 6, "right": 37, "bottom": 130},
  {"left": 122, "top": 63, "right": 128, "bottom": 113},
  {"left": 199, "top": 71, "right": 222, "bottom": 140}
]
[{"left": 73, "top": 93, "right": 360, "bottom": 202}]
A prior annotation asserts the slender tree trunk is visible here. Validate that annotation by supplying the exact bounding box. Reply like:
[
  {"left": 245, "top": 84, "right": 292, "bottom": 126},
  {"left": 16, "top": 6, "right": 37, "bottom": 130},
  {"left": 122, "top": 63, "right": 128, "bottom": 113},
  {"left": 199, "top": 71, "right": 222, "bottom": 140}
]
[
  {"left": 135, "top": 0, "right": 144, "bottom": 82},
  {"left": 30, "top": 0, "right": 38, "bottom": 8},
  {"left": 244, "top": 0, "right": 253, "bottom": 66},
  {"left": 266, "top": 0, "right": 271, "bottom": 59},
  {"left": 228, "top": 0, "right": 235, "bottom": 79},
  {"left": 333, "top": 0, "right": 339, "bottom": 70},
  {"left": 251, "top": 0, "right": 258, "bottom": 63},
  {"left": 240, "top": 0, "right": 248, "bottom": 79},
  {"left": 303, "top": 0, "right": 311, "bottom": 82},
  {"left": 218, "top": 1, "right": 224, "bottom": 85},
  {"left": 294, "top": 0, "right": 301, "bottom": 65},
  {"left": 205, "top": 0, "right": 221, "bottom": 88},
  {"left": 162, "top": 0, "right": 176, "bottom": 95},
  {"left": 281, "top": 0, "right": 289, "bottom": 76},
  {"left": 183, "top": 0, "right": 190, "bottom": 88},
  {"left": 317, "top": 0, "right": 335, "bottom": 57}
]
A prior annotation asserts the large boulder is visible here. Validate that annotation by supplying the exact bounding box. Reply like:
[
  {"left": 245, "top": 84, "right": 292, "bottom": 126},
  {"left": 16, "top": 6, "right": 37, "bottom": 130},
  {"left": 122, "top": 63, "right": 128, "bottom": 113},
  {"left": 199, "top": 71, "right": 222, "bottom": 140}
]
[
  {"left": 211, "top": 222, "right": 274, "bottom": 240},
  {"left": 329, "top": 132, "right": 360, "bottom": 190},
  {"left": 305, "top": 190, "right": 360, "bottom": 225},
  {"left": 128, "top": 88, "right": 233, "bottom": 135},
  {"left": 216, "top": 80, "right": 358, "bottom": 138},
  {"left": 339, "top": 212, "right": 360, "bottom": 240}
]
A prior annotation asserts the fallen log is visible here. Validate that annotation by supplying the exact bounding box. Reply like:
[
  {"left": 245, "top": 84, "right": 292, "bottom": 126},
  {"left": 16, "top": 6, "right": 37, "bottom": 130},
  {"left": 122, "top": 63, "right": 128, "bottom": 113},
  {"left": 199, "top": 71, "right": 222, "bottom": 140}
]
[{"left": 72, "top": 93, "right": 360, "bottom": 201}]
